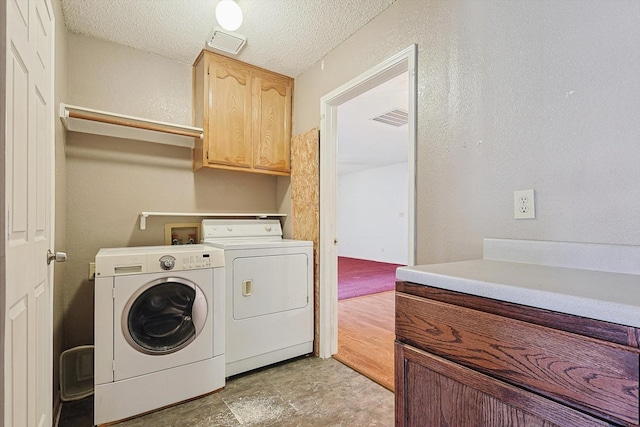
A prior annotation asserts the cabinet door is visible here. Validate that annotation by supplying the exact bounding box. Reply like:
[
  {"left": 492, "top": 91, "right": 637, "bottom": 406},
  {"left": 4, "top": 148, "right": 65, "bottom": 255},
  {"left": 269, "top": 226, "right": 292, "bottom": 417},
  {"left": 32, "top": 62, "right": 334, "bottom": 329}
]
[
  {"left": 252, "top": 72, "right": 292, "bottom": 173},
  {"left": 206, "top": 57, "right": 253, "bottom": 169},
  {"left": 395, "top": 343, "right": 613, "bottom": 427}
]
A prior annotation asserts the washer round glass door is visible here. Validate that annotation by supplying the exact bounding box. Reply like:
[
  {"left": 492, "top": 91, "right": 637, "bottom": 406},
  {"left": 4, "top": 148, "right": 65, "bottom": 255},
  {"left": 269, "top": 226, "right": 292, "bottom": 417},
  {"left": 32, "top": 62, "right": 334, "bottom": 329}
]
[{"left": 122, "top": 277, "right": 208, "bottom": 355}]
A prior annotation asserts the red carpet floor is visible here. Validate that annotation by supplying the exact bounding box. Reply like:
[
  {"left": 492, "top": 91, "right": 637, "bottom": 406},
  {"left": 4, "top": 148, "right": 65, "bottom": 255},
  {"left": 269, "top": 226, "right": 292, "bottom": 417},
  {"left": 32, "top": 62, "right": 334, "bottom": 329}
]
[{"left": 338, "top": 256, "right": 403, "bottom": 300}]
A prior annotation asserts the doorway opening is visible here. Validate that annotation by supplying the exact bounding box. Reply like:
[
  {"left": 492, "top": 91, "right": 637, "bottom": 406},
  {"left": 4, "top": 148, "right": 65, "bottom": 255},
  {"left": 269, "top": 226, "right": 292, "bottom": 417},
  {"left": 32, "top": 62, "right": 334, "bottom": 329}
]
[
  {"left": 331, "top": 71, "right": 410, "bottom": 390},
  {"left": 318, "top": 45, "right": 417, "bottom": 359}
]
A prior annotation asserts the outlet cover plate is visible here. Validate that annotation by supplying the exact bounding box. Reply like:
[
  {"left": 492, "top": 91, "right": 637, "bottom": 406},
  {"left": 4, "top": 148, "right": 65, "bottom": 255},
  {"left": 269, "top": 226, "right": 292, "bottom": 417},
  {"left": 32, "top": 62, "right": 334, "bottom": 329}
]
[{"left": 514, "top": 189, "right": 535, "bottom": 219}]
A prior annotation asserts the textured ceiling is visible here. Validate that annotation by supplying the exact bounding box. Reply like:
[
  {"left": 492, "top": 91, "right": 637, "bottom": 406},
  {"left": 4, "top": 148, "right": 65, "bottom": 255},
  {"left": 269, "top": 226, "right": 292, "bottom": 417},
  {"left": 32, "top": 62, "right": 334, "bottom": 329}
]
[{"left": 60, "top": 0, "right": 395, "bottom": 77}]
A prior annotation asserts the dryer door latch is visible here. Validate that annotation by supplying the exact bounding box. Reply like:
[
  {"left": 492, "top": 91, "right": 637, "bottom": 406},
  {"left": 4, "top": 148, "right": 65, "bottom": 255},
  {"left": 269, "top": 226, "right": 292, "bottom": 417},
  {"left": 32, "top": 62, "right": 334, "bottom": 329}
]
[{"left": 242, "top": 280, "right": 253, "bottom": 297}]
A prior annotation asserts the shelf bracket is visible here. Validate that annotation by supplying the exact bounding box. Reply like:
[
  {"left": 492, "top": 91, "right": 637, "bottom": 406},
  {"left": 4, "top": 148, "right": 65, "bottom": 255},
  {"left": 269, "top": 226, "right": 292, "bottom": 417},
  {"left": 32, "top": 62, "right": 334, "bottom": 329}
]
[{"left": 140, "top": 213, "right": 149, "bottom": 231}]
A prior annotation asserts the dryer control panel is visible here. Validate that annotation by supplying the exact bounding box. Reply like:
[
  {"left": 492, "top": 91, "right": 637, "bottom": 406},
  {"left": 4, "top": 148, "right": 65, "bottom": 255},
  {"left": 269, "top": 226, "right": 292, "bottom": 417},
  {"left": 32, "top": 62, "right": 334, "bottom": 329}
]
[
  {"left": 95, "top": 244, "right": 225, "bottom": 277},
  {"left": 201, "top": 219, "right": 283, "bottom": 240}
]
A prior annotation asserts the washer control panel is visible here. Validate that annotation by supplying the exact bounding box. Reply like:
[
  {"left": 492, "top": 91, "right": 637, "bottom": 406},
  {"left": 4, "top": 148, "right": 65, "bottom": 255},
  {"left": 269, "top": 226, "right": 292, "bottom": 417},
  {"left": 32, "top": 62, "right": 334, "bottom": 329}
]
[
  {"left": 159, "top": 255, "right": 176, "bottom": 270},
  {"left": 179, "top": 253, "right": 213, "bottom": 270},
  {"left": 95, "top": 244, "right": 224, "bottom": 277}
]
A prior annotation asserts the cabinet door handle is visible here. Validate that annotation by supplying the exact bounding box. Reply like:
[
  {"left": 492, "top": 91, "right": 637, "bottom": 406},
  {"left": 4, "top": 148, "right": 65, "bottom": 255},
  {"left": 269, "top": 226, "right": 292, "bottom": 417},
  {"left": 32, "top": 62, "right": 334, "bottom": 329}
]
[{"left": 242, "top": 280, "right": 253, "bottom": 296}]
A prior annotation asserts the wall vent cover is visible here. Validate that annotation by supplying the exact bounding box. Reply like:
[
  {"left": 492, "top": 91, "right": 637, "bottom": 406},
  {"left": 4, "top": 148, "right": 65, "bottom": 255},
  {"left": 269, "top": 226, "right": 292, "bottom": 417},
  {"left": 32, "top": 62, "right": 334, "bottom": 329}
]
[
  {"left": 207, "top": 28, "right": 246, "bottom": 55},
  {"left": 371, "top": 108, "right": 409, "bottom": 127}
]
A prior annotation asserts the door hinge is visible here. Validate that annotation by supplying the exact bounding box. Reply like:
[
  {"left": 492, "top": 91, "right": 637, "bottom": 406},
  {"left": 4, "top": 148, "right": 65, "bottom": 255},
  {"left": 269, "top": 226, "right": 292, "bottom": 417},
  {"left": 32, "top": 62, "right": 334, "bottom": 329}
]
[
  {"left": 112, "top": 360, "right": 116, "bottom": 371},
  {"left": 206, "top": 150, "right": 209, "bottom": 160},
  {"left": 112, "top": 288, "right": 116, "bottom": 299}
]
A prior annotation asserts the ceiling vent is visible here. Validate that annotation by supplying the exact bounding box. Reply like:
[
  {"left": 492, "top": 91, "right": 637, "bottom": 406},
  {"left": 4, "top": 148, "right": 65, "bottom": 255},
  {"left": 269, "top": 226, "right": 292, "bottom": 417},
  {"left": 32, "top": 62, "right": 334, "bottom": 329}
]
[
  {"left": 207, "top": 28, "right": 246, "bottom": 55},
  {"left": 371, "top": 108, "right": 409, "bottom": 127}
]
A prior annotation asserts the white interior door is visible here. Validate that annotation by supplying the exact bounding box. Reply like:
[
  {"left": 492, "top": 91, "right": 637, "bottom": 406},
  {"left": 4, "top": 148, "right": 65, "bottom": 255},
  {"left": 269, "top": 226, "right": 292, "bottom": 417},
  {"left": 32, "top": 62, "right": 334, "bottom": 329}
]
[{"left": 4, "top": 0, "right": 55, "bottom": 426}]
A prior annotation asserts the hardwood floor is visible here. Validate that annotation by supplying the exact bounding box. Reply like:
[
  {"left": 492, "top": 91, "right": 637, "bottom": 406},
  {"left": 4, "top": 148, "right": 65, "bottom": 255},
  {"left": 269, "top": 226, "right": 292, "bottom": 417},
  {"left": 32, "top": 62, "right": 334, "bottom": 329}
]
[{"left": 333, "top": 291, "right": 395, "bottom": 391}]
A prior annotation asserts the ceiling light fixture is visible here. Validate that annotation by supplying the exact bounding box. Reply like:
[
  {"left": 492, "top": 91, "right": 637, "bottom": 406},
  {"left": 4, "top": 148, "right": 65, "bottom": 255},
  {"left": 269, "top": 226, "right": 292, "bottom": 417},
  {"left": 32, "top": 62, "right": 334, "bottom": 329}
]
[{"left": 215, "top": 0, "right": 243, "bottom": 32}]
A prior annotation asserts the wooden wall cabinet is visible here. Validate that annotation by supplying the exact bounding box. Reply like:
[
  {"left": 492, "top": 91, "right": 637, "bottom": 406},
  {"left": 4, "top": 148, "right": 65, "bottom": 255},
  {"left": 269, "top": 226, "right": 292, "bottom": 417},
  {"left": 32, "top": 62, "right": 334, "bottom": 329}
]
[
  {"left": 395, "top": 282, "right": 640, "bottom": 427},
  {"left": 193, "top": 51, "right": 293, "bottom": 176}
]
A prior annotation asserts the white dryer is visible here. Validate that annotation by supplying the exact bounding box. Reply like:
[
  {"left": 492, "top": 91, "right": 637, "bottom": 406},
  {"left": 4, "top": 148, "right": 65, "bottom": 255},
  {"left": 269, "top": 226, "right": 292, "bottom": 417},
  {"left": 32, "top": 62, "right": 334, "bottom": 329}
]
[
  {"left": 94, "top": 245, "right": 225, "bottom": 425},
  {"left": 201, "top": 219, "right": 313, "bottom": 377}
]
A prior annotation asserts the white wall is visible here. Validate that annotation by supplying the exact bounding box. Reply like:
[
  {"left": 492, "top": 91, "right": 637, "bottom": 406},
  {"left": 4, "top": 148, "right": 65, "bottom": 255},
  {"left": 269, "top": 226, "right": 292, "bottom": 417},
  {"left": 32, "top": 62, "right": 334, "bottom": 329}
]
[
  {"left": 294, "top": 0, "right": 640, "bottom": 265},
  {"left": 338, "top": 162, "right": 408, "bottom": 264}
]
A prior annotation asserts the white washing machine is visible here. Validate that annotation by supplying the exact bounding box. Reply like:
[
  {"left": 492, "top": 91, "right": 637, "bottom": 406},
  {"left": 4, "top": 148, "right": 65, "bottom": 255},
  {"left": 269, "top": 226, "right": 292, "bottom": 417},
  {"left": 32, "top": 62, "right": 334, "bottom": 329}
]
[
  {"left": 201, "top": 219, "right": 313, "bottom": 377},
  {"left": 93, "top": 245, "right": 225, "bottom": 425}
]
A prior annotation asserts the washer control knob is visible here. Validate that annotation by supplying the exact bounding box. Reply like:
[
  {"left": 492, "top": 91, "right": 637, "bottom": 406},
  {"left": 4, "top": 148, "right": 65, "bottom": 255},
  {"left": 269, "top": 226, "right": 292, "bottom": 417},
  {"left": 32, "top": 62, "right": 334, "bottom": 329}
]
[
  {"left": 159, "top": 255, "right": 176, "bottom": 270},
  {"left": 265, "top": 225, "right": 272, "bottom": 232}
]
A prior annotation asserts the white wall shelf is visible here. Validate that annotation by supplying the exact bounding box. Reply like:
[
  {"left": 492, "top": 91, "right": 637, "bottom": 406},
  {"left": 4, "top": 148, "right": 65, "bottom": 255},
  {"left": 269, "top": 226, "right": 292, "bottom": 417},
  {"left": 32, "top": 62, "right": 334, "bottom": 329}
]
[
  {"left": 138, "top": 212, "right": 287, "bottom": 230},
  {"left": 59, "top": 103, "right": 203, "bottom": 148}
]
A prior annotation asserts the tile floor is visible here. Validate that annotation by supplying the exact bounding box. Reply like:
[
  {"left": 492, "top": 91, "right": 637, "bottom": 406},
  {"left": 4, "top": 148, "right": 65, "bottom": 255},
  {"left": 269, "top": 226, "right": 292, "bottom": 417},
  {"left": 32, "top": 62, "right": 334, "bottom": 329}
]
[{"left": 58, "top": 356, "right": 394, "bottom": 427}]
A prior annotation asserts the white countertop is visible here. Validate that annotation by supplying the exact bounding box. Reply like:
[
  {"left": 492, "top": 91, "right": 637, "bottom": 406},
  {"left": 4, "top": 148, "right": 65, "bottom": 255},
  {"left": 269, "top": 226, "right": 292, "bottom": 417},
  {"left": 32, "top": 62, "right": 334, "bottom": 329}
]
[{"left": 396, "top": 259, "right": 640, "bottom": 328}]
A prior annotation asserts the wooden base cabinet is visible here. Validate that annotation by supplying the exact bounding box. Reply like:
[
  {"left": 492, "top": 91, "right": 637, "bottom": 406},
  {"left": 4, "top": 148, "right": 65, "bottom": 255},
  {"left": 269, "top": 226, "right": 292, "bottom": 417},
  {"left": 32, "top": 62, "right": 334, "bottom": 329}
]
[
  {"left": 193, "top": 51, "right": 293, "bottom": 176},
  {"left": 395, "top": 282, "right": 640, "bottom": 427},
  {"left": 396, "top": 344, "right": 612, "bottom": 427}
]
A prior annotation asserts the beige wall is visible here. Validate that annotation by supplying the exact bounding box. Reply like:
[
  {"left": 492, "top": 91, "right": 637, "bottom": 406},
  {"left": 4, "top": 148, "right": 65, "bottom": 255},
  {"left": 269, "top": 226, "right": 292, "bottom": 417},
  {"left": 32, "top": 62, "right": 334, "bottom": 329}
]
[
  {"left": 53, "top": 0, "right": 68, "bottom": 406},
  {"left": 277, "top": 177, "right": 292, "bottom": 237},
  {"left": 63, "top": 34, "right": 278, "bottom": 348},
  {"left": 294, "top": 0, "right": 640, "bottom": 264}
]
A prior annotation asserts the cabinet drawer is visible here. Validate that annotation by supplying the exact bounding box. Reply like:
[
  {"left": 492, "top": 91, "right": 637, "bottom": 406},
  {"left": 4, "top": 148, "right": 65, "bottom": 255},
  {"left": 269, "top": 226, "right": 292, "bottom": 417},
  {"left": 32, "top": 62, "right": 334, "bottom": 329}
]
[
  {"left": 396, "top": 343, "right": 612, "bottom": 427},
  {"left": 396, "top": 293, "right": 640, "bottom": 425}
]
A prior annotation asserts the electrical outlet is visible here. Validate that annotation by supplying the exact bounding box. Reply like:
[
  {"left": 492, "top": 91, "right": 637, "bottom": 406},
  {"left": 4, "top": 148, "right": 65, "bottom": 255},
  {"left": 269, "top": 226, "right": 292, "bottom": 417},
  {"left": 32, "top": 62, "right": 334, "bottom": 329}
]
[
  {"left": 89, "top": 262, "right": 96, "bottom": 281},
  {"left": 514, "top": 189, "right": 535, "bottom": 219}
]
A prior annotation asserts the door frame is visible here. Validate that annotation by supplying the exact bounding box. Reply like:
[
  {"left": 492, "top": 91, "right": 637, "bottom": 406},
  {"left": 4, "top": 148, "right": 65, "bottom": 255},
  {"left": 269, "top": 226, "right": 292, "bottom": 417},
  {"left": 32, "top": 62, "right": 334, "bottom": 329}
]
[
  {"left": 318, "top": 45, "right": 417, "bottom": 358},
  {"left": 1, "top": 3, "right": 6, "bottom": 421}
]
